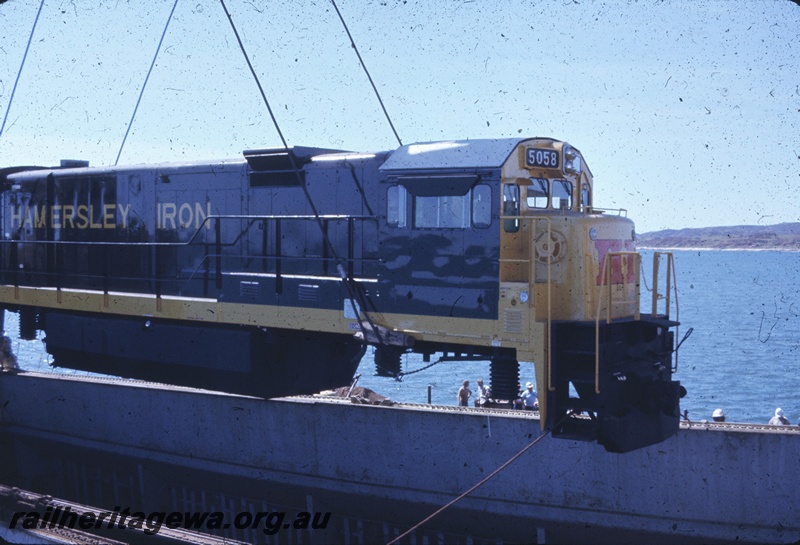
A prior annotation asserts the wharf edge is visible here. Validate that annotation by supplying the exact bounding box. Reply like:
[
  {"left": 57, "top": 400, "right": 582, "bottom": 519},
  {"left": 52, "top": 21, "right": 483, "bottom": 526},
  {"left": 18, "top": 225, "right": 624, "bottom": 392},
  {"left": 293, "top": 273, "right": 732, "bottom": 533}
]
[{"left": 0, "top": 371, "right": 796, "bottom": 544}]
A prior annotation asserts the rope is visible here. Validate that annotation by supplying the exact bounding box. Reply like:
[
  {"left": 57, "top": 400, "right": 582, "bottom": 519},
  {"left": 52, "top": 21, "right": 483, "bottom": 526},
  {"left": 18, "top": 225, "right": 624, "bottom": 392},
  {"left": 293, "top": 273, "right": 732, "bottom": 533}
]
[
  {"left": 386, "top": 425, "right": 555, "bottom": 545},
  {"left": 114, "top": 0, "right": 180, "bottom": 165},
  {"left": 329, "top": 0, "right": 403, "bottom": 147},
  {"left": 0, "top": 0, "right": 46, "bottom": 139}
]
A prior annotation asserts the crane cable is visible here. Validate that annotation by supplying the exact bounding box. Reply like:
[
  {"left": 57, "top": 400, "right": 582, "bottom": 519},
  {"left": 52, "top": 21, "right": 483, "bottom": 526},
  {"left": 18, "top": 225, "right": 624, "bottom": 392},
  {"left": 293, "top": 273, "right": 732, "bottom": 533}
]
[
  {"left": 115, "top": 0, "right": 180, "bottom": 166},
  {"left": 219, "top": 0, "right": 387, "bottom": 346},
  {"left": 0, "top": 0, "right": 46, "bottom": 139},
  {"left": 386, "top": 421, "right": 558, "bottom": 545},
  {"left": 329, "top": 0, "right": 403, "bottom": 147}
]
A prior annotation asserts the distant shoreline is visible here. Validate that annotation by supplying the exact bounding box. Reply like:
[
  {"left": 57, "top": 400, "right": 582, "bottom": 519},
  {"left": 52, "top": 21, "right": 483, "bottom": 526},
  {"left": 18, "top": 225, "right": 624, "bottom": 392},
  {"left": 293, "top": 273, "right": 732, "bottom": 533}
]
[
  {"left": 637, "top": 246, "right": 800, "bottom": 252},
  {"left": 636, "top": 222, "right": 800, "bottom": 253}
]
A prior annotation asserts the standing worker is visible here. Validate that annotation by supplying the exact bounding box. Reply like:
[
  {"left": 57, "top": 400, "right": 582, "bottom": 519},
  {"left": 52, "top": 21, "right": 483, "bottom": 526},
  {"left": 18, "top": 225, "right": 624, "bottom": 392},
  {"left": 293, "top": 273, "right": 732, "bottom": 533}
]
[
  {"left": 457, "top": 380, "right": 472, "bottom": 407},
  {"left": 769, "top": 408, "right": 790, "bottom": 425},
  {"left": 521, "top": 382, "right": 538, "bottom": 411},
  {"left": 475, "top": 378, "right": 490, "bottom": 407}
]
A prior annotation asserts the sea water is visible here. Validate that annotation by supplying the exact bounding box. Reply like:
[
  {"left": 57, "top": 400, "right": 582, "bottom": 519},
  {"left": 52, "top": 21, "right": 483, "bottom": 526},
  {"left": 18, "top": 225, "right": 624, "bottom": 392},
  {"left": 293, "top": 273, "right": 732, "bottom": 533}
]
[
  {"left": 355, "top": 249, "right": 800, "bottom": 424},
  {"left": 656, "top": 249, "right": 800, "bottom": 424},
  {"left": 6, "top": 250, "right": 800, "bottom": 425}
]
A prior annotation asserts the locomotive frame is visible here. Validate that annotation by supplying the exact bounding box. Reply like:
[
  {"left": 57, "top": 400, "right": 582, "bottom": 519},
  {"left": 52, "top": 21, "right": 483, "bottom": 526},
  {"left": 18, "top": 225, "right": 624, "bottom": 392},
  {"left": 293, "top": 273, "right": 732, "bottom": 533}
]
[{"left": 0, "top": 137, "right": 683, "bottom": 452}]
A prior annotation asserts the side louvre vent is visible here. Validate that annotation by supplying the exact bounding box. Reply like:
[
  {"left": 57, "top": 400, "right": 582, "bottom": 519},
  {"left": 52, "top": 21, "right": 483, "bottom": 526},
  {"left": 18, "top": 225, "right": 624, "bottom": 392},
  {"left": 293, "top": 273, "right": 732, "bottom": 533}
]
[
  {"left": 240, "top": 281, "right": 260, "bottom": 298},
  {"left": 298, "top": 284, "right": 320, "bottom": 302},
  {"left": 504, "top": 309, "right": 524, "bottom": 334}
]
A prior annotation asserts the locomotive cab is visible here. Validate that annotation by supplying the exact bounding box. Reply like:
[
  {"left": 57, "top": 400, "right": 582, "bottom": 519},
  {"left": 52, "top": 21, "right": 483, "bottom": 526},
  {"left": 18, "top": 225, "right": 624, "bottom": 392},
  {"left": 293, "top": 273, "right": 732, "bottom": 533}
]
[
  {"left": 496, "top": 140, "right": 683, "bottom": 451},
  {"left": 376, "top": 138, "right": 682, "bottom": 451}
]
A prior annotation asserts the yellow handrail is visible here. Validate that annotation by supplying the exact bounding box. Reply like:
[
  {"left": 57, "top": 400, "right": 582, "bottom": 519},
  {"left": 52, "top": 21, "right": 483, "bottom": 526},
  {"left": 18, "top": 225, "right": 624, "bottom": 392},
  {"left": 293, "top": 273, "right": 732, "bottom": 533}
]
[
  {"left": 651, "top": 252, "right": 680, "bottom": 371},
  {"left": 529, "top": 217, "right": 555, "bottom": 393},
  {"left": 595, "top": 251, "right": 640, "bottom": 394},
  {"left": 651, "top": 251, "right": 673, "bottom": 317}
]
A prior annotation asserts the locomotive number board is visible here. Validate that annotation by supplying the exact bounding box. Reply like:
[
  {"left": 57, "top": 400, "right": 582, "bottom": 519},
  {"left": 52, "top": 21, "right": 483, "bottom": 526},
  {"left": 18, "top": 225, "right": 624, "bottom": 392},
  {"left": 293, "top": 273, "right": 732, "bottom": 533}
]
[{"left": 525, "top": 148, "right": 559, "bottom": 169}]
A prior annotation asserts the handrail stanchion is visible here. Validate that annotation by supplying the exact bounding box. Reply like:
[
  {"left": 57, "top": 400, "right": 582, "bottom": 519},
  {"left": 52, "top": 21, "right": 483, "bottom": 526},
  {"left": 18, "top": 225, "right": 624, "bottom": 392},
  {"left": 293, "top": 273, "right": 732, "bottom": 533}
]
[
  {"left": 347, "top": 217, "right": 355, "bottom": 280},
  {"left": 275, "top": 218, "right": 282, "bottom": 295},
  {"left": 536, "top": 217, "right": 555, "bottom": 394},
  {"left": 155, "top": 245, "right": 162, "bottom": 312},
  {"left": 215, "top": 218, "right": 222, "bottom": 290},
  {"left": 607, "top": 254, "right": 614, "bottom": 324},
  {"left": 322, "top": 219, "right": 330, "bottom": 276},
  {"left": 547, "top": 218, "right": 552, "bottom": 389},
  {"left": 261, "top": 219, "right": 269, "bottom": 274},
  {"left": 651, "top": 253, "right": 660, "bottom": 317},
  {"left": 665, "top": 252, "right": 672, "bottom": 317},
  {"left": 595, "top": 255, "right": 609, "bottom": 395},
  {"left": 669, "top": 253, "right": 680, "bottom": 372},
  {"left": 633, "top": 253, "right": 640, "bottom": 321}
]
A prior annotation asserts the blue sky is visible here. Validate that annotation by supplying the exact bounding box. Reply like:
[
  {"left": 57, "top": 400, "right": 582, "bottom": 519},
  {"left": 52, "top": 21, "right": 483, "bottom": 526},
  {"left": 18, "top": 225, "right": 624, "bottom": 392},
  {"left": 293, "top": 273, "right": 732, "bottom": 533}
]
[{"left": 1, "top": 0, "right": 798, "bottom": 233}]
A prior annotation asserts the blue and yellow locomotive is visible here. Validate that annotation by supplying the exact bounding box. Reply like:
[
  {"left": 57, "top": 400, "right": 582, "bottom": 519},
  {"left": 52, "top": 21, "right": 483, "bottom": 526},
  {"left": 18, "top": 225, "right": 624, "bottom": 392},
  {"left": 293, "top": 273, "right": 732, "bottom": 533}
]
[{"left": 0, "top": 137, "right": 683, "bottom": 452}]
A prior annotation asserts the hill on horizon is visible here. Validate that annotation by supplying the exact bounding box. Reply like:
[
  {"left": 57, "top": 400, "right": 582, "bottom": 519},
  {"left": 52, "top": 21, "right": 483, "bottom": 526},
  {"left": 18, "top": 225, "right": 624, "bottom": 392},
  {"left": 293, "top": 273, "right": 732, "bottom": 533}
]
[{"left": 638, "top": 222, "right": 800, "bottom": 250}]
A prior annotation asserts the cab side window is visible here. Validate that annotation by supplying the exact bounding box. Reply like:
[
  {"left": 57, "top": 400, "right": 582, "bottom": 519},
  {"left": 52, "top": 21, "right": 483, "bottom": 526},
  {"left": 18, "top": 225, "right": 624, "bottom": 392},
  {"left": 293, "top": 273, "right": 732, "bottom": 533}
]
[
  {"left": 471, "top": 184, "right": 491, "bottom": 228},
  {"left": 391, "top": 179, "right": 491, "bottom": 229},
  {"left": 503, "top": 183, "right": 520, "bottom": 233},
  {"left": 414, "top": 194, "right": 470, "bottom": 228},
  {"left": 387, "top": 185, "right": 408, "bottom": 227}
]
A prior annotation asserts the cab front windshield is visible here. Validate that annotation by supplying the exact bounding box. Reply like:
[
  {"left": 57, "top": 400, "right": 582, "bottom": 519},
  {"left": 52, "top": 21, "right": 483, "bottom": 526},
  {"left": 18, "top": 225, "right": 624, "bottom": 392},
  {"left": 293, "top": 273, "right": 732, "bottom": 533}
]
[{"left": 525, "top": 178, "right": 573, "bottom": 210}]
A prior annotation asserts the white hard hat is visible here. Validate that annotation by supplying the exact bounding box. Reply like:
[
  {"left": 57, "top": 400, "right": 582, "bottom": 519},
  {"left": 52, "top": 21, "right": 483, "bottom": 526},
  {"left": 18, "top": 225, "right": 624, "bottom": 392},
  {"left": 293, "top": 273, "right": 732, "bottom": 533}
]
[
  {"left": 776, "top": 408, "right": 784, "bottom": 417},
  {"left": 526, "top": 382, "right": 533, "bottom": 389},
  {"left": 712, "top": 408, "right": 725, "bottom": 418}
]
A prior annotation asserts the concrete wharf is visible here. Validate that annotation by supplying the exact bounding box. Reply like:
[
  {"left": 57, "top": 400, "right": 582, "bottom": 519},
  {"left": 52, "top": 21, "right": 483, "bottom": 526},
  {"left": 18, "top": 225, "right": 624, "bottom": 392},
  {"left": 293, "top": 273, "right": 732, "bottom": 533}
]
[{"left": 0, "top": 371, "right": 797, "bottom": 544}]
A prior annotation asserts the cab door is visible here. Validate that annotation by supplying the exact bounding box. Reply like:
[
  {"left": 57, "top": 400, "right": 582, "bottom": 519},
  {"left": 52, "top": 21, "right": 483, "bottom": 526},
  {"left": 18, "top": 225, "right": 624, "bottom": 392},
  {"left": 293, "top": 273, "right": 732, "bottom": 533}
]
[
  {"left": 498, "top": 180, "right": 534, "bottom": 344},
  {"left": 499, "top": 181, "right": 530, "bottom": 283}
]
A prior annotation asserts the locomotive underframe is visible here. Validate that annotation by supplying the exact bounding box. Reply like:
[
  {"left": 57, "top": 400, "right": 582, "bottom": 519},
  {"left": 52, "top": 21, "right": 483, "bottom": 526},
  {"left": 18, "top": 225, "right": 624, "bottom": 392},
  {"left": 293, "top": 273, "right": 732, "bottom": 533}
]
[
  {"left": 13, "top": 305, "right": 365, "bottom": 398},
  {"left": 549, "top": 317, "right": 683, "bottom": 452}
]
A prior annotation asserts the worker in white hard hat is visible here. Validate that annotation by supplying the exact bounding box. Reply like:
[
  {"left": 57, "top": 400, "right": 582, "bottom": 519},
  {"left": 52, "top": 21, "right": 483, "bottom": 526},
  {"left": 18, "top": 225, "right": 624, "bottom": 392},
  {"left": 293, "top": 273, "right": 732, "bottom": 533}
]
[
  {"left": 521, "top": 381, "right": 538, "bottom": 411},
  {"left": 712, "top": 408, "right": 725, "bottom": 422},
  {"left": 769, "top": 408, "right": 790, "bottom": 426}
]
